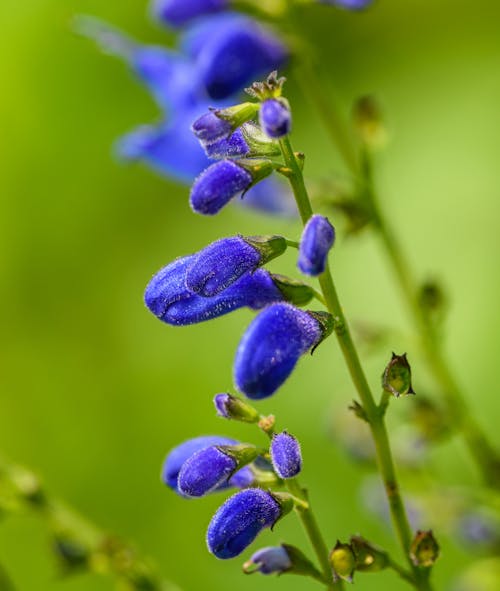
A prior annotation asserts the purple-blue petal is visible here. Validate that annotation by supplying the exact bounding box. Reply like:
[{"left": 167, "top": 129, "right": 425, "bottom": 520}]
[
  {"left": 182, "top": 14, "right": 288, "bottom": 100},
  {"left": 270, "top": 432, "right": 302, "bottom": 479},
  {"left": 202, "top": 128, "right": 250, "bottom": 159},
  {"left": 185, "top": 236, "right": 261, "bottom": 297},
  {"left": 161, "top": 435, "right": 237, "bottom": 492},
  {"left": 207, "top": 489, "right": 281, "bottom": 559},
  {"left": 190, "top": 160, "right": 252, "bottom": 215},
  {"left": 259, "top": 99, "right": 291, "bottom": 139},
  {"left": 298, "top": 215, "right": 335, "bottom": 276},
  {"left": 178, "top": 446, "right": 237, "bottom": 497},
  {"left": 234, "top": 303, "right": 322, "bottom": 399},
  {"left": 151, "top": 0, "right": 228, "bottom": 28}
]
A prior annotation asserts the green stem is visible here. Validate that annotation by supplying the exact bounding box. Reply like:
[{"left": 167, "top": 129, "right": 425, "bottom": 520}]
[
  {"left": 361, "top": 150, "right": 500, "bottom": 488},
  {"left": 279, "top": 136, "right": 433, "bottom": 591},
  {"left": 260, "top": 419, "right": 341, "bottom": 589},
  {"left": 286, "top": 479, "right": 342, "bottom": 591}
]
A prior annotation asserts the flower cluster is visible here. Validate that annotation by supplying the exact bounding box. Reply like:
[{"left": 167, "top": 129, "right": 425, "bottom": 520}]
[{"left": 78, "top": 3, "right": 297, "bottom": 215}]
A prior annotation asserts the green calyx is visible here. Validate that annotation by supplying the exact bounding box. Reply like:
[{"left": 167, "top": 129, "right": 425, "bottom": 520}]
[
  {"left": 350, "top": 536, "right": 389, "bottom": 573},
  {"left": 244, "top": 235, "right": 287, "bottom": 264},
  {"left": 410, "top": 530, "right": 440, "bottom": 568},
  {"left": 271, "top": 274, "right": 315, "bottom": 307},
  {"left": 245, "top": 70, "right": 286, "bottom": 101},
  {"left": 382, "top": 352, "right": 415, "bottom": 397},
  {"left": 212, "top": 102, "right": 259, "bottom": 130},
  {"left": 329, "top": 541, "right": 356, "bottom": 583},
  {"left": 307, "top": 311, "right": 335, "bottom": 353},
  {"left": 216, "top": 444, "right": 260, "bottom": 468},
  {"left": 237, "top": 158, "right": 274, "bottom": 186},
  {"left": 241, "top": 122, "right": 281, "bottom": 157}
]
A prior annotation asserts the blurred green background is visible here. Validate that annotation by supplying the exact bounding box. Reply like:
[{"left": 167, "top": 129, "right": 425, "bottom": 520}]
[{"left": 1, "top": 0, "right": 500, "bottom": 589}]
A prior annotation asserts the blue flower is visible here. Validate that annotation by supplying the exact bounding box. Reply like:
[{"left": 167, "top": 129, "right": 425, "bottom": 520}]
[
  {"left": 190, "top": 160, "right": 253, "bottom": 215},
  {"left": 162, "top": 435, "right": 241, "bottom": 493},
  {"left": 202, "top": 129, "right": 250, "bottom": 159},
  {"left": 181, "top": 13, "right": 289, "bottom": 99},
  {"left": 185, "top": 235, "right": 286, "bottom": 297},
  {"left": 178, "top": 446, "right": 239, "bottom": 497},
  {"left": 116, "top": 115, "right": 210, "bottom": 184},
  {"left": 259, "top": 99, "right": 291, "bottom": 138},
  {"left": 234, "top": 303, "right": 328, "bottom": 399},
  {"left": 207, "top": 489, "right": 282, "bottom": 558},
  {"left": 270, "top": 432, "right": 302, "bottom": 479},
  {"left": 298, "top": 214, "right": 335, "bottom": 276},
  {"left": 244, "top": 546, "right": 292, "bottom": 575},
  {"left": 144, "top": 257, "right": 284, "bottom": 325},
  {"left": 151, "top": 0, "right": 228, "bottom": 28}
]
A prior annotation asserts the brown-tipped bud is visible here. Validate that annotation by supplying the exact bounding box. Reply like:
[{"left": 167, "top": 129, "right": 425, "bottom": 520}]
[
  {"left": 352, "top": 95, "right": 387, "bottom": 149},
  {"left": 350, "top": 535, "right": 389, "bottom": 573},
  {"left": 329, "top": 541, "right": 356, "bottom": 583},
  {"left": 382, "top": 352, "right": 415, "bottom": 397},
  {"left": 410, "top": 530, "right": 440, "bottom": 567}
]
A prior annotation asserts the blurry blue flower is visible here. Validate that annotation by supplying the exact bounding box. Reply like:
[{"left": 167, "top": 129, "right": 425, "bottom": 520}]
[
  {"left": 117, "top": 116, "right": 209, "bottom": 183},
  {"left": 145, "top": 258, "right": 284, "bottom": 325},
  {"left": 259, "top": 99, "right": 291, "bottom": 138},
  {"left": 298, "top": 214, "right": 335, "bottom": 276},
  {"left": 239, "top": 177, "right": 297, "bottom": 217},
  {"left": 244, "top": 546, "right": 292, "bottom": 575},
  {"left": 181, "top": 13, "right": 289, "bottom": 99},
  {"left": 270, "top": 432, "right": 302, "bottom": 479},
  {"left": 457, "top": 510, "right": 500, "bottom": 548},
  {"left": 162, "top": 435, "right": 237, "bottom": 493},
  {"left": 151, "top": 0, "right": 228, "bottom": 28},
  {"left": 190, "top": 160, "right": 253, "bottom": 215},
  {"left": 207, "top": 489, "right": 281, "bottom": 558},
  {"left": 178, "top": 446, "right": 239, "bottom": 497},
  {"left": 234, "top": 303, "right": 329, "bottom": 399},
  {"left": 320, "top": 0, "right": 374, "bottom": 9}
]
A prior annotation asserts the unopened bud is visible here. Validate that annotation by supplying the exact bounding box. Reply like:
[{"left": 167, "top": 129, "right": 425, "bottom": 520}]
[
  {"left": 214, "top": 393, "right": 260, "bottom": 423},
  {"left": 382, "top": 352, "right": 415, "bottom": 397},
  {"left": 410, "top": 530, "right": 440, "bottom": 567},
  {"left": 350, "top": 535, "right": 388, "bottom": 573},
  {"left": 352, "top": 95, "right": 387, "bottom": 149},
  {"left": 329, "top": 540, "right": 356, "bottom": 583}
]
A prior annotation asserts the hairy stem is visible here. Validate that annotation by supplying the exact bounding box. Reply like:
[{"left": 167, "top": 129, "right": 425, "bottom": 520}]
[{"left": 279, "top": 136, "right": 433, "bottom": 590}]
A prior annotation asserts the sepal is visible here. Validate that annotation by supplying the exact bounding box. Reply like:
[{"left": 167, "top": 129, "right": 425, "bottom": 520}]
[
  {"left": 382, "top": 352, "right": 415, "bottom": 397},
  {"left": 409, "top": 530, "right": 440, "bottom": 567},
  {"left": 271, "top": 274, "right": 315, "bottom": 306},
  {"left": 329, "top": 540, "right": 356, "bottom": 583},
  {"left": 214, "top": 393, "right": 260, "bottom": 423}
]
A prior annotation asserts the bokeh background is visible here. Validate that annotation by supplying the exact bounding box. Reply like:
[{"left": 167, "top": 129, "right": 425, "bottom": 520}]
[{"left": 1, "top": 0, "right": 500, "bottom": 589}]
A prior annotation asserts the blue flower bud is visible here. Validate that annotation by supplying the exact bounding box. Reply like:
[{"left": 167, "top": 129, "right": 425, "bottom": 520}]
[
  {"left": 178, "top": 446, "right": 238, "bottom": 497},
  {"left": 192, "top": 111, "right": 233, "bottom": 144},
  {"left": 190, "top": 160, "right": 253, "bottom": 215},
  {"left": 244, "top": 546, "right": 292, "bottom": 575},
  {"left": 185, "top": 235, "right": 286, "bottom": 297},
  {"left": 234, "top": 303, "right": 331, "bottom": 399},
  {"left": 207, "top": 489, "right": 282, "bottom": 559},
  {"left": 145, "top": 258, "right": 284, "bottom": 326},
  {"left": 214, "top": 393, "right": 260, "bottom": 423},
  {"left": 181, "top": 14, "right": 289, "bottom": 100},
  {"left": 151, "top": 0, "right": 228, "bottom": 28},
  {"left": 162, "top": 435, "right": 237, "bottom": 493},
  {"left": 298, "top": 214, "right": 335, "bottom": 276},
  {"left": 259, "top": 98, "right": 291, "bottom": 138},
  {"left": 320, "top": 0, "right": 373, "bottom": 9},
  {"left": 270, "top": 431, "right": 302, "bottom": 479}
]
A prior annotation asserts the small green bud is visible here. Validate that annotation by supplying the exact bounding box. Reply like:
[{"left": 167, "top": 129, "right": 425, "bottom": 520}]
[
  {"left": 214, "top": 393, "right": 260, "bottom": 423},
  {"left": 329, "top": 541, "right": 356, "bottom": 583},
  {"left": 245, "top": 235, "right": 287, "bottom": 264},
  {"left": 350, "top": 535, "right": 388, "bottom": 573},
  {"left": 352, "top": 95, "right": 387, "bottom": 149},
  {"left": 382, "top": 352, "right": 415, "bottom": 397},
  {"left": 212, "top": 102, "right": 259, "bottom": 129},
  {"left": 271, "top": 274, "right": 315, "bottom": 307},
  {"left": 409, "top": 530, "right": 440, "bottom": 567}
]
